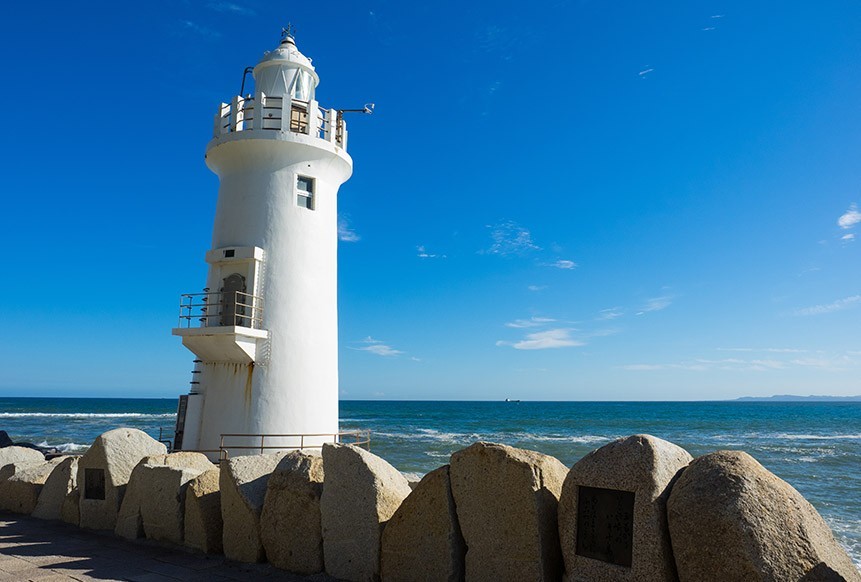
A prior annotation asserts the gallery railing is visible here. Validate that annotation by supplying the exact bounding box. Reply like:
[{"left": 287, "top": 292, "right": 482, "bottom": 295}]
[
  {"left": 177, "top": 291, "right": 264, "bottom": 329},
  {"left": 214, "top": 94, "right": 346, "bottom": 147}
]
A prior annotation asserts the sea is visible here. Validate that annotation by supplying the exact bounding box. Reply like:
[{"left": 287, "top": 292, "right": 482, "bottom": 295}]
[{"left": 0, "top": 397, "right": 858, "bottom": 566}]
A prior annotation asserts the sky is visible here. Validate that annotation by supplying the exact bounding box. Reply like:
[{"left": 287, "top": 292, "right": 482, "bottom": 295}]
[{"left": 1, "top": 1, "right": 860, "bottom": 400}]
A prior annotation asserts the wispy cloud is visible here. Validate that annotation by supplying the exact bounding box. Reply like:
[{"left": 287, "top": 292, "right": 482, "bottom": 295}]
[
  {"left": 180, "top": 20, "right": 221, "bottom": 38},
  {"left": 542, "top": 259, "right": 577, "bottom": 270},
  {"left": 638, "top": 67, "right": 654, "bottom": 78},
  {"left": 623, "top": 358, "right": 784, "bottom": 372},
  {"left": 350, "top": 337, "right": 403, "bottom": 357},
  {"left": 793, "top": 295, "right": 861, "bottom": 316},
  {"left": 702, "top": 26, "right": 716, "bottom": 31},
  {"left": 636, "top": 295, "right": 674, "bottom": 315},
  {"left": 598, "top": 307, "right": 624, "bottom": 320},
  {"left": 497, "top": 328, "right": 584, "bottom": 350},
  {"left": 717, "top": 347, "right": 808, "bottom": 354},
  {"left": 624, "top": 350, "right": 860, "bottom": 373},
  {"left": 711, "top": 14, "right": 724, "bottom": 18},
  {"left": 842, "top": 233, "right": 856, "bottom": 243},
  {"left": 527, "top": 285, "right": 547, "bottom": 292},
  {"left": 338, "top": 217, "right": 360, "bottom": 242},
  {"left": 207, "top": 2, "right": 255, "bottom": 15},
  {"left": 505, "top": 317, "right": 557, "bottom": 329},
  {"left": 417, "top": 245, "right": 445, "bottom": 259},
  {"left": 838, "top": 203, "right": 861, "bottom": 230},
  {"left": 481, "top": 221, "right": 540, "bottom": 256}
]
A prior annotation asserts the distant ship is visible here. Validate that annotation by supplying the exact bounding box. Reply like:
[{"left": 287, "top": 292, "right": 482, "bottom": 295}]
[{"left": 504, "top": 398, "right": 521, "bottom": 402}]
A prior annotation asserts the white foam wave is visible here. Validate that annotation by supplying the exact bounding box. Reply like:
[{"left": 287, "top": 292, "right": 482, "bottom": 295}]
[
  {"left": 825, "top": 516, "right": 861, "bottom": 568},
  {"left": 0, "top": 412, "right": 174, "bottom": 419},
  {"left": 514, "top": 433, "right": 610, "bottom": 444},
  {"left": 772, "top": 433, "right": 861, "bottom": 441},
  {"left": 36, "top": 441, "right": 89, "bottom": 453}
]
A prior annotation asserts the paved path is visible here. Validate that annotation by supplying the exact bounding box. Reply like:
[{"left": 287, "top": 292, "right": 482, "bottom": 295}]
[{"left": 0, "top": 513, "right": 336, "bottom": 582}]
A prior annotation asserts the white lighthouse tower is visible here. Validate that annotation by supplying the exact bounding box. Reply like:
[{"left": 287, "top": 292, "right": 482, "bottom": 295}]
[{"left": 172, "top": 30, "right": 355, "bottom": 457}]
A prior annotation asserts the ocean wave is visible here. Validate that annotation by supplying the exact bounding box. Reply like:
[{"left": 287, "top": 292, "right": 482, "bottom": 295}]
[
  {"left": 512, "top": 433, "right": 610, "bottom": 444},
  {"left": 825, "top": 516, "right": 861, "bottom": 568},
  {"left": 772, "top": 434, "right": 861, "bottom": 441},
  {"left": 375, "top": 429, "right": 612, "bottom": 446},
  {"left": 0, "top": 412, "right": 174, "bottom": 419},
  {"left": 36, "top": 441, "right": 89, "bottom": 453}
]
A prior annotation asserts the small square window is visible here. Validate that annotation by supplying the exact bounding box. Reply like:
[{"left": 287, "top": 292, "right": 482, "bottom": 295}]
[
  {"left": 297, "top": 175, "right": 315, "bottom": 210},
  {"left": 297, "top": 176, "right": 314, "bottom": 193},
  {"left": 224, "top": 249, "right": 235, "bottom": 258}
]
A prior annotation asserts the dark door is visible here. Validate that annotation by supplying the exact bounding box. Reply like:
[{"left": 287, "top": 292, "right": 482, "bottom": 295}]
[{"left": 220, "top": 273, "right": 247, "bottom": 326}]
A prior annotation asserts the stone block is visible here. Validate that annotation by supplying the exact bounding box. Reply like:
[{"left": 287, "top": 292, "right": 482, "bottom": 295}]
[
  {"left": 0, "top": 457, "right": 65, "bottom": 514},
  {"left": 0, "top": 446, "right": 44, "bottom": 474},
  {"left": 220, "top": 452, "right": 284, "bottom": 563},
  {"left": 61, "top": 487, "right": 80, "bottom": 526},
  {"left": 557, "top": 434, "right": 692, "bottom": 582},
  {"left": 380, "top": 465, "right": 466, "bottom": 582},
  {"left": 115, "top": 452, "right": 214, "bottom": 543},
  {"left": 32, "top": 456, "right": 79, "bottom": 521},
  {"left": 77, "top": 428, "right": 166, "bottom": 531},
  {"left": 449, "top": 441, "right": 568, "bottom": 582},
  {"left": 261, "top": 451, "right": 325, "bottom": 574},
  {"left": 668, "top": 450, "right": 861, "bottom": 582},
  {"left": 321, "top": 443, "right": 412, "bottom": 582},
  {"left": 185, "top": 468, "right": 222, "bottom": 554}
]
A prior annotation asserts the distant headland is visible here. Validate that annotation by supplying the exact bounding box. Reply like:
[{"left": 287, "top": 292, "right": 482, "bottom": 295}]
[{"left": 735, "top": 394, "right": 861, "bottom": 402}]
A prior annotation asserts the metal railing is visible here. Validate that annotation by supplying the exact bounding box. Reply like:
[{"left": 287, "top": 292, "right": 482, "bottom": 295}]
[
  {"left": 177, "top": 291, "right": 264, "bottom": 329},
  {"left": 219, "top": 430, "right": 371, "bottom": 460},
  {"left": 157, "top": 427, "right": 174, "bottom": 452},
  {"left": 215, "top": 94, "right": 345, "bottom": 147}
]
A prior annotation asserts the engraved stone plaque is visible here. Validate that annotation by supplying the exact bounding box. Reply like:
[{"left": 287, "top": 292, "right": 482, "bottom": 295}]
[
  {"left": 84, "top": 468, "right": 106, "bottom": 501},
  {"left": 575, "top": 485, "right": 635, "bottom": 567}
]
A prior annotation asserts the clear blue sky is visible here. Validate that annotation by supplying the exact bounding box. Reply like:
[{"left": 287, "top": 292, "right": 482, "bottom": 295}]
[{"left": 1, "top": 1, "right": 859, "bottom": 400}]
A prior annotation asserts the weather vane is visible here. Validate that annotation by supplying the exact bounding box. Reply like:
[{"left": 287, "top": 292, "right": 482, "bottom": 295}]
[{"left": 281, "top": 23, "right": 296, "bottom": 40}]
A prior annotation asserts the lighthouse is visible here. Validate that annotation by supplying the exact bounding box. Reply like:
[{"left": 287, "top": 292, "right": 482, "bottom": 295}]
[{"left": 172, "top": 30, "right": 355, "bottom": 457}]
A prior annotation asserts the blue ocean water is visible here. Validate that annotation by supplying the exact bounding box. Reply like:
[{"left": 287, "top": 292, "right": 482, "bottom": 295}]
[{"left": 0, "top": 397, "right": 858, "bottom": 565}]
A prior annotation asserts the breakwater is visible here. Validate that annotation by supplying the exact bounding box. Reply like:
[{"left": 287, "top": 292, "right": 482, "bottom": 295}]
[
  {"left": 1, "top": 397, "right": 860, "bottom": 565},
  {"left": 0, "top": 427, "right": 859, "bottom": 581}
]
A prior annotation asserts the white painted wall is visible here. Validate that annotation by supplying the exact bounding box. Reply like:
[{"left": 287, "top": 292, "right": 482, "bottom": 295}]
[{"left": 177, "top": 36, "right": 353, "bottom": 456}]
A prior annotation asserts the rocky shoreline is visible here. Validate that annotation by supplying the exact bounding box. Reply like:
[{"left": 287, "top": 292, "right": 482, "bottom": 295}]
[{"left": 0, "top": 428, "right": 859, "bottom": 581}]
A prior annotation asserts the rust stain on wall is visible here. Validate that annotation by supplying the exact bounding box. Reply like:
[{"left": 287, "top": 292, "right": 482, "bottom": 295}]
[{"left": 244, "top": 363, "right": 254, "bottom": 409}]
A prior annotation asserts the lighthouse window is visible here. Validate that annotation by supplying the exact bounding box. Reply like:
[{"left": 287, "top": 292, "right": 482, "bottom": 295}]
[
  {"left": 297, "top": 175, "right": 315, "bottom": 210},
  {"left": 293, "top": 70, "right": 313, "bottom": 101}
]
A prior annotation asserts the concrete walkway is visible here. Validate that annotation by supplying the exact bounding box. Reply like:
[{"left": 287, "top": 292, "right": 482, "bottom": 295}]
[{"left": 0, "top": 513, "right": 336, "bottom": 582}]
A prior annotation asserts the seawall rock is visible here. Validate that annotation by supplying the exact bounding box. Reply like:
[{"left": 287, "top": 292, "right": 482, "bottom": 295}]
[
  {"left": 558, "top": 434, "right": 692, "bottom": 581},
  {"left": 0, "top": 458, "right": 65, "bottom": 514},
  {"left": 77, "top": 428, "right": 167, "bottom": 531},
  {"left": 32, "top": 456, "right": 79, "bottom": 521},
  {"left": 449, "top": 441, "right": 568, "bottom": 582},
  {"left": 61, "top": 488, "right": 80, "bottom": 526},
  {"left": 116, "top": 452, "right": 214, "bottom": 543},
  {"left": 185, "top": 468, "right": 222, "bottom": 554},
  {"left": 0, "top": 446, "right": 44, "bottom": 474},
  {"left": 380, "top": 465, "right": 465, "bottom": 582},
  {"left": 261, "top": 451, "right": 325, "bottom": 574},
  {"left": 321, "top": 443, "right": 412, "bottom": 582},
  {"left": 667, "top": 450, "right": 861, "bottom": 582},
  {"left": 221, "top": 452, "right": 284, "bottom": 563}
]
